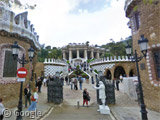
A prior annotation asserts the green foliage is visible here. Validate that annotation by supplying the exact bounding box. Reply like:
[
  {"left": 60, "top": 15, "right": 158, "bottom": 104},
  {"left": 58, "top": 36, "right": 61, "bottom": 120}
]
[
  {"left": 69, "top": 73, "right": 77, "bottom": 78},
  {"left": 67, "top": 60, "right": 70, "bottom": 64},
  {"left": 76, "top": 65, "right": 80, "bottom": 70},
  {"left": 87, "top": 58, "right": 95, "bottom": 63},
  {"left": 81, "top": 73, "right": 89, "bottom": 79},
  {"left": 101, "top": 36, "right": 132, "bottom": 57},
  {"left": 37, "top": 48, "right": 48, "bottom": 62},
  {"left": 70, "top": 69, "right": 89, "bottom": 79},
  {"left": 37, "top": 47, "right": 62, "bottom": 62},
  {"left": 143, "top": 0, "right": 158, "bottom": 4},
  {"left": 133, "top": 5, "right": 138, "bottom": 11},
  {"left": 94, "top": 69, "right": 98, "bottom": 74}
]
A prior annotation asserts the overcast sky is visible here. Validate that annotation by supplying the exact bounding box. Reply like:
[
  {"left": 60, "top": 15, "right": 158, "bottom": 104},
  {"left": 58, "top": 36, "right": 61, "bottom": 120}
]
[{"left": 13, "top": 0, "right": 131, "bottom": 47}]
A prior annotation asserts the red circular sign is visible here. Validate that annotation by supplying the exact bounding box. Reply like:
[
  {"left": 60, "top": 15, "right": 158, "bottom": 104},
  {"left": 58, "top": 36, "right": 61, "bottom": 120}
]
[{"left": 17, "top": 67, "right": 28, "bottom": 78}]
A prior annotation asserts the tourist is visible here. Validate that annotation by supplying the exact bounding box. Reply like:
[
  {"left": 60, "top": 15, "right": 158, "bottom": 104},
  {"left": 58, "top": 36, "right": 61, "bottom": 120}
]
[
  {"left": 116, "top": 79, "right": 120, "bottom": 91},
  {"left": 43, "top": 77, "right": 47, "bottom": 86},
  {"left": 70, "top": 78, "right": 73, "bottom": 90},
  {"left": 0, "top": 98, "right": 5, "bottom": 120},
  {"left": 83, "top": 88, "right": 90, "bottom": 107},
  {"left": 74, "top": 78, "right": 78, "bottom": 90},
  {"left": 65, "top": 76, "right": 68, "bottom": 85},
  {"left": 37, "top": 77, "right": 42, "bottom": 93},
  {"left": 28, "top": 88, "right": 39, "bottom": 112},
  {"left": 24, "top": 85, "right": 31, "bottom": 108},
  {"left": 91, "top": 76, "right": 94, "bottom": 84},
  {"left": 119, "top": 74, "right": 123, "bottom": 82},
  {"left": 78, "top": 76, "right": 83, "bottom": 90}
]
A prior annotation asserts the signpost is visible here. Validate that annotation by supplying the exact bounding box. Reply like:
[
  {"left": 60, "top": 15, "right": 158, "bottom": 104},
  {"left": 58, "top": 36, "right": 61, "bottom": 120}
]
[{"left": 17, "top": 67, "right": 27, "bottom": 82}]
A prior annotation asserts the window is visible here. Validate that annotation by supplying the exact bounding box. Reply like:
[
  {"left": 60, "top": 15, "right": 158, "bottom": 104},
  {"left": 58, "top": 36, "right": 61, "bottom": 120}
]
[
  {"left": 3, "top": 51, "right": 17, "bottom": 77},
  {"left": 134, "top": 12, "right": 140, "bottom": 30},
  {"left": 153, "top": 50, "right": 160, "bottom": 80},
  {"left": 130, "top": 12, "right": 140, "bottom": 33}
]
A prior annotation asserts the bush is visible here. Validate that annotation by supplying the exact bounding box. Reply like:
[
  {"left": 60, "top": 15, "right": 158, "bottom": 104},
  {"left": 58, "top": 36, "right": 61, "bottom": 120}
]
[
  {"left": 81, "top": 73, "right": 89, "bottom": 79},
  {"left": 67, "top": 60, "right": 70, "bottom": 64},
  {"left": 69, "top": 73, "right": 77, "bottom": 78},
  {"left": 94, "top": 69, "right": 98, "bottom": 74}
]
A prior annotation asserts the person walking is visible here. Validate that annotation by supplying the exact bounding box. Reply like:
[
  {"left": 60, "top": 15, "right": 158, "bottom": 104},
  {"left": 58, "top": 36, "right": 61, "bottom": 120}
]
[
  {"left": 0, "top": 98, "right": 5, "bottom": 120},
  {"left": 70, "top": 78, "right": 73, "bottom": 90},
  {"left": 37, "top": 77, "right": 42, "bottom": 93},
  {"left": 65, "top": 76, "right": 68, "bottom": 85},
  {"left": 24, "top": 85, "right": 31, "bottom": 108},
  {"left": 116, "top": 79, "right": 120, "bottom": 91},
  {"left": 91, "top": 76, "right": 94, "bottom": 84},
  {"left": 83, "top": 88, "right": 90, "bottom": 107},
  {"left": 74, "top": 78, "right": 78, "bottom": 90},
  {"left": 43, "top": 77, "right": 47, "bottom": 86},
  {"left": 28, "top": 88, "right": 39, "bottom": 112},
  {"left": 78, "top": 76, "right": 83, "bottom": 90}
]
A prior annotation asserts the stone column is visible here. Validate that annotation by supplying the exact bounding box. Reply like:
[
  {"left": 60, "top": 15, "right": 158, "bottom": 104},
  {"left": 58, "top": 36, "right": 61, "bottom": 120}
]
[
  {"left": 96, "top": 52, "right": 100, "bottom": 59},
  {"left": 84, "top": 49, "right": 88, "bottom": 60},
  {"left": 77, "top": 49, "right": 79, "bottom": 58},
  {"left": 91, "top": 49, "right": 94, "bottom": 58},
  {"left": 69, "top": 50, "right": 72, "bottom": 61},
  {"left": 62, "top": 51, "right": 66, "bottom": 59}
]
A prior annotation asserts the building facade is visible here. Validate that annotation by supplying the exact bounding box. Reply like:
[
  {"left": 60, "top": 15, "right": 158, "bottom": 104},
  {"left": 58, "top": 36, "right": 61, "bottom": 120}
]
[
  {"left": 62, "top": 43, "right": 105, "bottom": 65},
  {"left": 0, "top": 2, "right": 40, "bottom": 107},
  {"left": 125, "top": 0, "right": 160, "bottom": 112}
]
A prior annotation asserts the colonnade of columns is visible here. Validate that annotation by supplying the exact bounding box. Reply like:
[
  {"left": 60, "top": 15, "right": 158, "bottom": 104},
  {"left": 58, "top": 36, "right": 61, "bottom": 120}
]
[{"left": 62, "top": 49, "right": 101, "bottom": 60}]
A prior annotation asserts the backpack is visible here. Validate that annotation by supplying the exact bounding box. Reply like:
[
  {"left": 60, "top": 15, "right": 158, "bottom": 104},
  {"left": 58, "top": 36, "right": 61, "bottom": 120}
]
[{"left": 87, "top": 93, "right": 91, "bottom": 101}]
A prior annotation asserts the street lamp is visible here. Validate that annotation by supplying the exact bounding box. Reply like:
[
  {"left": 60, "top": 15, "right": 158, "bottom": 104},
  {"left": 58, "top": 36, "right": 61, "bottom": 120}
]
[
  {"left": 28, "top": 46, "right": 34, "bottom": 61},
  {"left": 12, "top": 41, "right": 34, "bottom": 120},
  {"left": 125, "top": 35, "right": 148, "bottom": 120}
]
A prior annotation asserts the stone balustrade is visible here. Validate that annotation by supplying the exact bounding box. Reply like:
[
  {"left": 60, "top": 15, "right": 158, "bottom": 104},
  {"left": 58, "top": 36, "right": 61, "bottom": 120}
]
[
  {"left": 44, "top": 58, "right": 67, "bottom": 66},
  {"left": 0, "top": 2, "right": 40, "bottom": 49},
  {"left": 90, "top": 56, "right": 132, "bottom": 65}
]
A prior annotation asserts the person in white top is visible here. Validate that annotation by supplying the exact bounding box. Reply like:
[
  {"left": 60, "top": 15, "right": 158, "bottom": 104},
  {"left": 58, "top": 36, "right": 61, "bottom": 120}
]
[
  {"left": 0, "top": 98, "right": 5, "bottom": 120},
  {"left": 28, "top": 88, "right": 39, "bottom": 111},
  {"left": 43, "top": 78, "right": 47, "bottom": 86}
]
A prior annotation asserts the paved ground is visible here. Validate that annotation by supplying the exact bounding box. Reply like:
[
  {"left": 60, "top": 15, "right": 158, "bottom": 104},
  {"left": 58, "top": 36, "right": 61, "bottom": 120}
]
[
  {"left": 45, "top": 104, "right": 111, "bottom": 120},
  {"left": 45, "top": 80, "right": 112, "bottom": 120},
  {"left": 4, "top": 76, "right": 160, "bottom": 120},
  {"left": 111, "top": 83, "right": 160, "bottom": 120}
]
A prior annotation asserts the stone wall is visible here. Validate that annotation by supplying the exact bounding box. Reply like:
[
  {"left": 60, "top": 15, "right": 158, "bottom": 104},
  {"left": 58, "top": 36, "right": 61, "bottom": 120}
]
[
  {"left": 125, "top": 1, "right": 160, "bottom": 112},
  {"left": 90, "top": 60, "right": 136, "bottom": 80},
  {"left": 35, "top": 62, "right": 44, "bottom": 78},
  {"left": 0, "top": 32, "right": 38, "bottom": 108},
  {"left": 120, "top": 77, "right": 138, "bottom": 100}
]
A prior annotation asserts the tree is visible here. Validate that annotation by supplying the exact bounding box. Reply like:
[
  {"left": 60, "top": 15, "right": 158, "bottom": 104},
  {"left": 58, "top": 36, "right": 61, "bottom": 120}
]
[{"left": 101, "top": 36, "right": 132, "bottom": 57}]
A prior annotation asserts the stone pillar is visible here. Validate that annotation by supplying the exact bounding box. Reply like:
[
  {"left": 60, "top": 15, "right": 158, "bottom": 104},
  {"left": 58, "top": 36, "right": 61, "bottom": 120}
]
[
  {"left": 84, "top": 49, "right": 88, "bottom": 60},
  {"left": 69, "top": 50, "right": 72, "bottom": 61},
  {"left": 96, "top": 52, "right": 100, "bottom": 59},
  {"left": 77, "top": 49, "right": 79, "bottom": 58},
  {"left": 91, "top": 49, "right": 94, "bottom": 58},
  {"left": 62, "top": 51, "right": 66, "bottom": 59}
]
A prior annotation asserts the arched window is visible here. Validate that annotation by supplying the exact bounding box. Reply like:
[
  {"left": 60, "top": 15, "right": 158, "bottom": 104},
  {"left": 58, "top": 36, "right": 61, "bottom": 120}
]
[{"left": 3, "top": 50, "right": 17, "bottom": 77}]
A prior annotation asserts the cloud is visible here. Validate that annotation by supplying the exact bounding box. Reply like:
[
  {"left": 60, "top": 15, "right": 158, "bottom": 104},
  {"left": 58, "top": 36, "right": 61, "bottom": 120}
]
[
  {"left": 69, "top": 0, "right": 111, "bottom": 14},
  {"left": 13, "top": 0, "right": 131, "bottom": 47}
]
